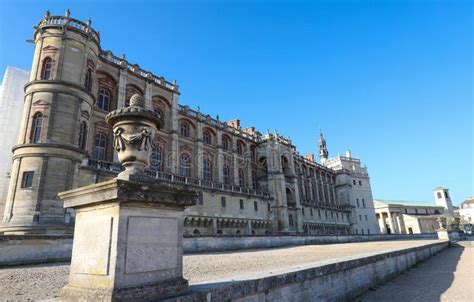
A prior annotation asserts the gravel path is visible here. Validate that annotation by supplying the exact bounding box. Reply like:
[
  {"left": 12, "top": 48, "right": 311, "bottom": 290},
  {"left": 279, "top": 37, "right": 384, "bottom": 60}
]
[
  {"left": 0, "top": 240, "right": 439, "bottom": 301},
  {"left": 359, "top": 240, "right": 474, "bottom": 302}
]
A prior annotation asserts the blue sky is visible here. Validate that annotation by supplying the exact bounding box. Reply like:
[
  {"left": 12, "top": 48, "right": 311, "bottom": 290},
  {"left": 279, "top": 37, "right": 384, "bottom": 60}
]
[{"left": 0, "top": 0, "right": 472, "bottom": 205}]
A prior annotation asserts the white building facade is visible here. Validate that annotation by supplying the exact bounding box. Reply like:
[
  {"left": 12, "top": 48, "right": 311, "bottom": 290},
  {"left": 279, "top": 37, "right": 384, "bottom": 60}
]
[{"left": 0, "top": 67, "right": 30, "bottom": 215}]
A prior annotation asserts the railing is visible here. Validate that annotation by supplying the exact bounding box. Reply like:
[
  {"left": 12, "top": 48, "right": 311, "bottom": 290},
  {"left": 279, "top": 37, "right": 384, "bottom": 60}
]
[
  {"left": 85, "top": 159, "right": 271, "bottom": 198},
  {"left": 98, "top": 51, "right": 178, "bottom": 92},
  {"left": 38, "top": 16, "right": 101, "bottom": 45}
]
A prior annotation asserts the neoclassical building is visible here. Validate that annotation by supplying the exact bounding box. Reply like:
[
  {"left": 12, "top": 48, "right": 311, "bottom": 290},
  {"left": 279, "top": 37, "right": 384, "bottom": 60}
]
[{"left": 0, "top": 11, "right": 379, "bottom": 236}]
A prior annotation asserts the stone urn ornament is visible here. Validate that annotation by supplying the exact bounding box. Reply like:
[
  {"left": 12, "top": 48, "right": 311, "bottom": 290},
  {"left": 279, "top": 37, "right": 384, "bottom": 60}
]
[{"left": 106, "top": 94, "right": 163, "bottom": 180}]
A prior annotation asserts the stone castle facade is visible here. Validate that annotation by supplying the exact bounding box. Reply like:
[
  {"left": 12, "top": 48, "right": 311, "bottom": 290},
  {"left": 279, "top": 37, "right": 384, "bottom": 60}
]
[{"left": 0, "top": 11, "right": 379, "bottom": 236}]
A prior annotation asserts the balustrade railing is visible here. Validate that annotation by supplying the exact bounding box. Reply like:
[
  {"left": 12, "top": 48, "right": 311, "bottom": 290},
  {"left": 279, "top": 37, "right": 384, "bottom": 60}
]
[
  {"left": 84, "top": 159, "right": 270, "bottom": 198},
  {"left": 38, "top": 16, "right": 100, "bottom": 44}
]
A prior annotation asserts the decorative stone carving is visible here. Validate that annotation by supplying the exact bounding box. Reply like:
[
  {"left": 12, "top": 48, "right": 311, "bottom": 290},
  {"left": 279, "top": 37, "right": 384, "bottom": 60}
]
[{"left": 106, "top": 94, "right": 163, "bottom": 180}]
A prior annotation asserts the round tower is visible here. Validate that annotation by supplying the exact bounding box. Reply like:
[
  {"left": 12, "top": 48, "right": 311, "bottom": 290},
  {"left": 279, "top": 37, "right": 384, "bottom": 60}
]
[{"left": 1, "top": 10, "right": 100, "bottom": 234}]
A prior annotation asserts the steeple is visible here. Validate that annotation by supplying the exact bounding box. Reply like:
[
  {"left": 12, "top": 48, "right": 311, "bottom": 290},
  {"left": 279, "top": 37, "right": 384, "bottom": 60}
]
[{"left": 318, "top": 130, "right": 329, "bottom": 164}]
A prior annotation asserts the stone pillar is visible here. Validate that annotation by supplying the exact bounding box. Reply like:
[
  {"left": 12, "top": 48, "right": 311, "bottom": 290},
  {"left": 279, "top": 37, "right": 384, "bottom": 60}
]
[
  {"left": 114, "top": 69, "right": 128, "bottom": 163},
  {"left": 195, "top": 121, "right": 203, "bottom": 179},
  {"left": 59, "top": 179, "right": 197, "bottom": 301},
  {"left": 232, "top": 136, "right": 239, "bottom": 186},
  {"left": 216, "top": 130, "right": 223, "bottom": 183},
  {"left": 245, "top": 143, "right": 253, "bottom": 188},
  {"left": 169, "top": 93, "right": 179, "bottom": 174},
  {"left": 144, "top": 81, "right": 153, "bottom": 110}
]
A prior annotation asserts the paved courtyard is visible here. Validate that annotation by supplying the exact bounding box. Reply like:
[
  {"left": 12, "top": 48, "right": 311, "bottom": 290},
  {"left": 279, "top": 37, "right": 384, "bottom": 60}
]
[
  {"left": 359, "top": 240, "right": 474, "bottom": 302},
  {"left": 0, "top": 240, "right": 439, "bottom": 301}
]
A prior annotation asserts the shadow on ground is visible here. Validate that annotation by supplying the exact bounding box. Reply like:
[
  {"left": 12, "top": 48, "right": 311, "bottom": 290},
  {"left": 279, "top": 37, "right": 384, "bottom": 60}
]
[{"left": 357, "top": 244, "right": 467, "bottom": 302}]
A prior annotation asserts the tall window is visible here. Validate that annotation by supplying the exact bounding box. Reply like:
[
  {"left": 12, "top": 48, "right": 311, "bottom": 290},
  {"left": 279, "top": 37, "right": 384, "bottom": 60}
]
[
  {"left": 223, "top": 165, "right": 230, "bottom": 184},
  {"left": 93, "top": 133, "right": 107, "bottom": 160},
  {"left": 42, "top": 58, "right": 52, "bottom": 80},
  {"left": 238, "top": 169, "right": 245, "bottom": 187},
  {"left": 97, "top": 89, "right": 111, "bottom": 111},
  {"left": 252, "top": 172, "right": 258, "bottom": 189},
  {"left": 236, "top": 141, "right": 243, "bottom": 155},
  {"left": 222, "top": 136, "right": 229, "bottom": 150},
  {"left": 203, "top": 131, "right": 211, "bottom": 145},
  {"left": 84, "top": 68, "right": 93, "bottom": 92},
  {"left": 202, "top": 157, "right": 212, "bottom": 181},
  {"left": 179, "top": 153, "right": 190, "bottom": 177},
  {"left": 180, "top": 122, "right": 190, "bottom": 137},
  {"left": 150, "top": 147, "right": 162, "bottom": 171},
  {"left": 78, "top": 122, "right": 87, "bottom": 149},
  {"left": 31, "top": 113, "right": 43, "bottom": 143},
  {"left": 437, "top": 192, "right": 442, "bottom": 199}
]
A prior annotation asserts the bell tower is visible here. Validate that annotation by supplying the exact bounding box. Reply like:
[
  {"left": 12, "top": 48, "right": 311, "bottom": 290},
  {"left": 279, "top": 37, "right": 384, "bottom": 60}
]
[
  {"left": 318, "top": 131, "right": 329, "bottom": 164},
  {"left": 433, "top": 187, "right": 454, "bottom": 215},
  {"left": 1, "top": 10, "right": 100, "bottom": 234}
]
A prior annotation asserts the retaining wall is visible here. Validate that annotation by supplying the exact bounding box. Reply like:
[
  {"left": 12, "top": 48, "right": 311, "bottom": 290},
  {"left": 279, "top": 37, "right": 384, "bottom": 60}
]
[
  {"left": 167, "top": 241, "right": 449, "bottom": 301},
  {"left": 0, "top": 233, "right": 437, "bottom": 266},
  {"left": 0, "top": 235, "right": 72, "bottom": 266},
  {"left": 183, "top": 233, "right": 437, "bottom": 253}
]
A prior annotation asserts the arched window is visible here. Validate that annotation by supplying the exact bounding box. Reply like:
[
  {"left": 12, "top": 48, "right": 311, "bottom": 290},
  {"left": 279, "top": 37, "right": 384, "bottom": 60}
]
[
  {"left": 180, "top": 122, "right": 190, "bottom": 137},
  {"left": 203, "top": 157, "right": 212, "bottom": 181},
  {"left": 97, "top": 89, "right": 111, "bottom": 112},
  {"left": 78, "top": 122, "right": 87, "bottom": 149},
  {"left": 41, "top": 58, "right": 52, "bottom": 80},
  {"left": 84, "top": 68, "right": 93, "bottom": 92},
  {"left": 93, "top": 133, "right": 107, "bottom": 160},
  {"left": 238, "top": 169, "right": 245, "bottom": 187},
  {"left": 203, "top": 131, "right": 211, "bottom": 145},
  {"left": 222, "top": 136, "right": 230, "bottom": 150},
  {"left": 150, "top": 147, "right": 162, "bottom": 171},
  {"left": 179, "top": 153, "right": 190, "bottom": 177},
  {"left": 252, "top": 172, "right": 258, "bottom": 190},
  {"left": 31, "top": 113, "right": 43, "bottom": 143},
  {"left": 236, "top": 141, "right": 243, "bottom": 155},
  {"left": 223, "top": 165, "right": 230, "bottom": 184}
]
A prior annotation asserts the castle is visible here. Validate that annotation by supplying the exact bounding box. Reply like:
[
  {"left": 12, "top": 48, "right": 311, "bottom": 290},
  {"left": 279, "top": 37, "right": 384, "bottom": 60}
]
[{"left": 0, "top": 10, "right": 379, "bottom": 236}]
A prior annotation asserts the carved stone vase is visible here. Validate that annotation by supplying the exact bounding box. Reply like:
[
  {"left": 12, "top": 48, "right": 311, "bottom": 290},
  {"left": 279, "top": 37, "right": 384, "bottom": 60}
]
[{"left": 105, "top": 94, "right": 163, "bottom": 180}]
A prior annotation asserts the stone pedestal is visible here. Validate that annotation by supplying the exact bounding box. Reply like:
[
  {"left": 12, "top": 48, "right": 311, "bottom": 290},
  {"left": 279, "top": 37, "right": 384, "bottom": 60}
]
[{"left": 59, "top": 178, "right": 197, "bottom": 301}]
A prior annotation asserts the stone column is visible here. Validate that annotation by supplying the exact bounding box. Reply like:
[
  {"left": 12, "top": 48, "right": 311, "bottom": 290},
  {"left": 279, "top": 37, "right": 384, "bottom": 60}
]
[
  {"left": 232, "top": 136, "right": 239, "bottom": 186},
  {"left": 114, "top": 69, "right": 127, "bottom": 162},
  {"left": 144, "top": 81, "right": 153, "bottom": 110},
  {"left": 245, "top": 143, "right": 253, "bottom": 188},
  {"left": 169, "top": 93, "right": 180, "bottom": 174},
  {"left": 196, "top": 121, "right": 203, "bottom": 179},
  {"left": 216, "top": 129, "right": 223, "bottom": 183},
  {"left": 59, "top": 179, "right": 197, "bottom": 301}
]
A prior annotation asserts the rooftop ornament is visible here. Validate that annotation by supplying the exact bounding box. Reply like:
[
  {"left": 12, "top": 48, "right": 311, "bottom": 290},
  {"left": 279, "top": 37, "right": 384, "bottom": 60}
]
[{"left": 106, "top": 94, "right": 163, "bottom": 181}]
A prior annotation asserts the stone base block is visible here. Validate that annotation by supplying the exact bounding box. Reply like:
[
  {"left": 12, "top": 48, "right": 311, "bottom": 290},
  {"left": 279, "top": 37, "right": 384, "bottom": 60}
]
[{"left": 61, "top": 277, "right": 189, "bottom": 301}]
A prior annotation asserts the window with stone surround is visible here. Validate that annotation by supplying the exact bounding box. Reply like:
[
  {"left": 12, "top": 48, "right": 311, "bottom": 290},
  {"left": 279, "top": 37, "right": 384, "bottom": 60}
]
[
  {"left": 238, "top": 169, "right": 245, "bottom": 187},
  {"left": 223, "top": 165, "right": 230, "bottom": 184},
  {"left": 41, "top": 57, "right": 52, "bottom": 80},
  {"left": 222, "top": 135, "right": 230, "bottom": 150},
  {"left": 93, "top": 133, "right": 107, "bottom": 160},
  {"left": 179, "top": 153, "right": 191, "bottom": 177},
  {"left": 221, "top": 196, "right": 226, "bottom": 207},
  {"left": 97, "top": 88, "right": 111, "bottom": 112},
  {"left": 254, "top": 201, "right": 258, "bottom": 211},
  {"left": 203, "top": 130, "right": 211, "bottom": 145},
  {"left": 78, "top": 122, "right": 87, "bottom": 150},
  {"left": 21, "top": 171, "right": 34, "bottom": 188},
  {"left": 239, "top": 199, "right": 244, "bottom": 210},
  {"left": 31, "top": 113, "right": 43, "bottom": 143},
  {"left": 203, "top": 157, "right": 212, "bottom": 181},
  {"left": 84, "top": 68, "right": 93, "bottom": 92},
  {"left": 180, "top": 122, "right": 190, "bottom": 137},
  {"left": 150, "top": 147, "right": 162, "bottom": 171}
]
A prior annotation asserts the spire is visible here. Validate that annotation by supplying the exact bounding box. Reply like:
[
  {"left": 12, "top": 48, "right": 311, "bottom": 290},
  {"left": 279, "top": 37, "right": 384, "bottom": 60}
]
[{"left": 318, "top": 130, "right": 328, "bottom": 163}]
